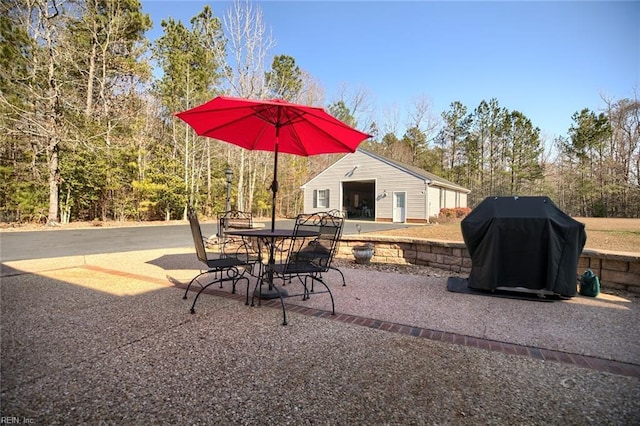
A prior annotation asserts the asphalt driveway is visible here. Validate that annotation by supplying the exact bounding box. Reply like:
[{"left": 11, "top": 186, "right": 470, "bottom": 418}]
[{"left": 0, "top": 219, "right": 410, "bottom": 262}]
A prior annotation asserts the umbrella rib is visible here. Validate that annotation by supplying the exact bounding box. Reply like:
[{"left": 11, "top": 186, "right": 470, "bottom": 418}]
[
  {"left": 284, "top": 124, "right": 311, "bottom": 156},
  {"left": 300, "top": 115, "right": 364, "bottom": 153},
  {"left": 293, "top": 107, "right": 370, "bottom": 148},
  {"left": 188, "top": 106, "right": 265, "bottom": 137},
  {"left": 269, "top": 106, "right": 369, "bottom": 155},
  {"left": 253, "top": 104, "right": 309, "bottom": 128}
]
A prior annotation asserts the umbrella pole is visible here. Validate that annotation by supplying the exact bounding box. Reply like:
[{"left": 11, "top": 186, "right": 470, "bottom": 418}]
[
  {"left": 266, "top": 133, "right": 279, "bottom": 290},
  {"left": 271, "top": 143, "right": 278, "bottom": 232}
]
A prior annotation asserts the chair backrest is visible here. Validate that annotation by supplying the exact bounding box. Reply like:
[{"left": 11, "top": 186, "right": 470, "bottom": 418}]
[
  {"left": 325, "top": 209, "right": 345, "bottom": 219},
  {"left": 188, "top": 207, "right": 208, "bottom": 264},
  {"left": 217, "top": 210, "right": 253, "bottom": 230},
  {"left": 290, "top": 211, "right": 344, "bottom": 271}
]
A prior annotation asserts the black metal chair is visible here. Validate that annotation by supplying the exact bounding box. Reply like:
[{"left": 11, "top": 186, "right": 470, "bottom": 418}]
[
  {"left": 261, "top": 211, "right": 345, "bottom": 325},
  {"left": 206, "top": 210, "right": 253, "bottom": 249},
  {"left": 183, "top": 207, "right": 254, "bottom": 314},
  {"left": 282, "top": 210, "right": 346, "bottom": 288}
]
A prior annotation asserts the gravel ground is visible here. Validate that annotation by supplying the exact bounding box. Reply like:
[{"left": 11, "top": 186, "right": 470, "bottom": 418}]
[{"left": 1, "top": 252, "right": 639, "bottom": 425}]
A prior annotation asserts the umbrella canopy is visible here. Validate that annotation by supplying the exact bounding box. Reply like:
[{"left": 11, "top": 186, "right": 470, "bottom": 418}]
[
  {"left": 176, "top": 96, "right": 370, "bottom": 156},
  {"left": 176, "top": 96, "right": 371, "bottom": 231}
]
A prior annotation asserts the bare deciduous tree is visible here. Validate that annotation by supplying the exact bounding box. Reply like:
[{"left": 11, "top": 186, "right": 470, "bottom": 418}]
[{"left": 218, "top": 0, "right": 275, "bottom": 213}]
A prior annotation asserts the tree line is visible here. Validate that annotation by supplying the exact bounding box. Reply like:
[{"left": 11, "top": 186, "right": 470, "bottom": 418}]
[
  {"left": 1, "top": 0, "right": 638, "bottom": 224},
  {"left": 368, "top": 97, "right": 639, "bottom": 217}
]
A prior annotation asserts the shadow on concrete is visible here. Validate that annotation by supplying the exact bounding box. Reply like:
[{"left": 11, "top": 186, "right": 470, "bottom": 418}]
[{"left": 145, "top": 253, "right": 202, "bottom": 270}]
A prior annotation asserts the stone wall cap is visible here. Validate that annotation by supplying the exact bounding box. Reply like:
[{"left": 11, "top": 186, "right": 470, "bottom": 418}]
[
  {"left": 581, "top": 248, "right": 640, "bottom": 262},
  {"left": 341, "top": 234, "right": 466, "bottom": 247}
]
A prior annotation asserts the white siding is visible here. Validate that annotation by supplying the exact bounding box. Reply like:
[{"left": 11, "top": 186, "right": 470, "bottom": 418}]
[
  {"left": 437, "top": 187, "right": 467, "bottom": 210},
  {"left": 303, "top": 150, "right": 468, "bottom": 221},
  {"left": 460, "top": 192, "right": 468, "bottom": 208},
  {"left": 426, "top": 185, "right": 439, "bottom": 218}
]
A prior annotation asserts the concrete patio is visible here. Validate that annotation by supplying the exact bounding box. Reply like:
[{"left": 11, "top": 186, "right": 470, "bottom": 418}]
[{"left": 1, "top": 247, "right": 639, "bottom": 424}]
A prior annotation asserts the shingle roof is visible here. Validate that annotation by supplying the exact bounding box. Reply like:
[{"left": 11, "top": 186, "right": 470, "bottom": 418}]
[{"left": 359, "top": 148, "right": 470, "bottom": 193}]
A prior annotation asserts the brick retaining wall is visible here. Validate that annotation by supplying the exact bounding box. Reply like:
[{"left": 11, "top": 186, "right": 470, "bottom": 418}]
[{"left": 337, "top": 235, "right": 640, "bottom": 293}]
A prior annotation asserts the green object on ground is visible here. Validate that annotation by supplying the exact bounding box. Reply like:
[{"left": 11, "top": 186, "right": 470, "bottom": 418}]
[{"left": 579, "top": 269, "right": 600, "bottom": 297}]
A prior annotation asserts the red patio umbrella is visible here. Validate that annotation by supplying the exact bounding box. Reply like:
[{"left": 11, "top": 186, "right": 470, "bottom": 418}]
[{"left": 176, "top": 96, "right": 371, "bottom": 231}]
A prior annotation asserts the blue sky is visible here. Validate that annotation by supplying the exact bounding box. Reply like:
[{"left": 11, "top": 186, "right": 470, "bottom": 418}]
[{"left": 142, "top": 1, "right": 639, "bottom": 140}]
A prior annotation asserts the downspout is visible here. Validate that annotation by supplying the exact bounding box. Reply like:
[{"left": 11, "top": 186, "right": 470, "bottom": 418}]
[{"left": 425, "top": 180, "right": 431, "bottom": 224}]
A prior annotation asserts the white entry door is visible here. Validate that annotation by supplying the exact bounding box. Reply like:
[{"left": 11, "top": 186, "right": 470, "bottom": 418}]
[{"left": 392, "top": 192, "right": 406, "bottom": 223}]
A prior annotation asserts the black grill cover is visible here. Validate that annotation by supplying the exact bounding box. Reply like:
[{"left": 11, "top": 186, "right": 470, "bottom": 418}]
[{"left": 461, "top": 196, "right": 586, "bottom": 297}]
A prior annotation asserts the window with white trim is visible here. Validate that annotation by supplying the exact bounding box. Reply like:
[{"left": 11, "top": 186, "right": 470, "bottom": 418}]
[{"left": 313, "top": 189, "right": 330, "bottom": 208}]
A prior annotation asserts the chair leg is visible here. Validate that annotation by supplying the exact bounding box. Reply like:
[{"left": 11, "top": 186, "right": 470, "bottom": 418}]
[
  {"left": 183, "top": 271, "right": 210, "bottom": 299},
  {"left": 272, "top": 286, "right": 288, "bottom": 326},
  {"left": 233, "top": 275, "right": 250, "bottom": 305},
  {"left": 244, "top": 276, "right": 250, "bottom": 306},
  {"left": 302, "top": 275, "right": 313, "bottom": 300},
  {"left": 189, "top": 275, "right": 240, "bottom": 314},
  {"left": 250, "top": 275, "right": 288, "bottom": 325},
  {"left": 329, "top": 266, "right": 347, "bottom": 286},
  {"left": 190, "top": 280, "right": 221, "bottom": 314},
  {"left": 230, "top": 266, "right": 252, "bottom": 295},
  {"left": 308, "top": 276, "right": 335, "bottom": 315},
  {"left": 183, "top": 277, "right": 197, "bottom": 299},
  {"left": 250, "top": 275, "right": 264, "bottom": 307},
  {"left": 250, "top": 263, "right": 266, "bottom": 307}
]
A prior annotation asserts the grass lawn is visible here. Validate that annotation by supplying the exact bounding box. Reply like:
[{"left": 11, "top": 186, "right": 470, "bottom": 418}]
[{"left": 371, "top": 217, "right": 640, "bottom": 254}]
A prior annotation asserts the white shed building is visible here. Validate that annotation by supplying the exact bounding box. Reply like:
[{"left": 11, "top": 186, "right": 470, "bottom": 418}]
[{"left": 302, "top": 149, "right": 470, "bottom": 223}]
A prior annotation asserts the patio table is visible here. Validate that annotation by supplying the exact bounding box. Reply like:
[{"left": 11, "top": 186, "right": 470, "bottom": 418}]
[{"left": 225, "top": 228, "right": 319, "bottom": 300}]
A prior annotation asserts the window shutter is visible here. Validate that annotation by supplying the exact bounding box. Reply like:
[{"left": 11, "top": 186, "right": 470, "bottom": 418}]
[
  {"left": 326, "top": 189, "right": 330, "bottom": 208},
  {"left": 313, "top": 190, "right": 317, "bottom": 208}
]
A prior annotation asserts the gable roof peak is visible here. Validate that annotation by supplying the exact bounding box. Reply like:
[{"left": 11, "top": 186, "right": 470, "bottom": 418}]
[{"left": 356, "top": 148, "right": 470, "bottom": 193}]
